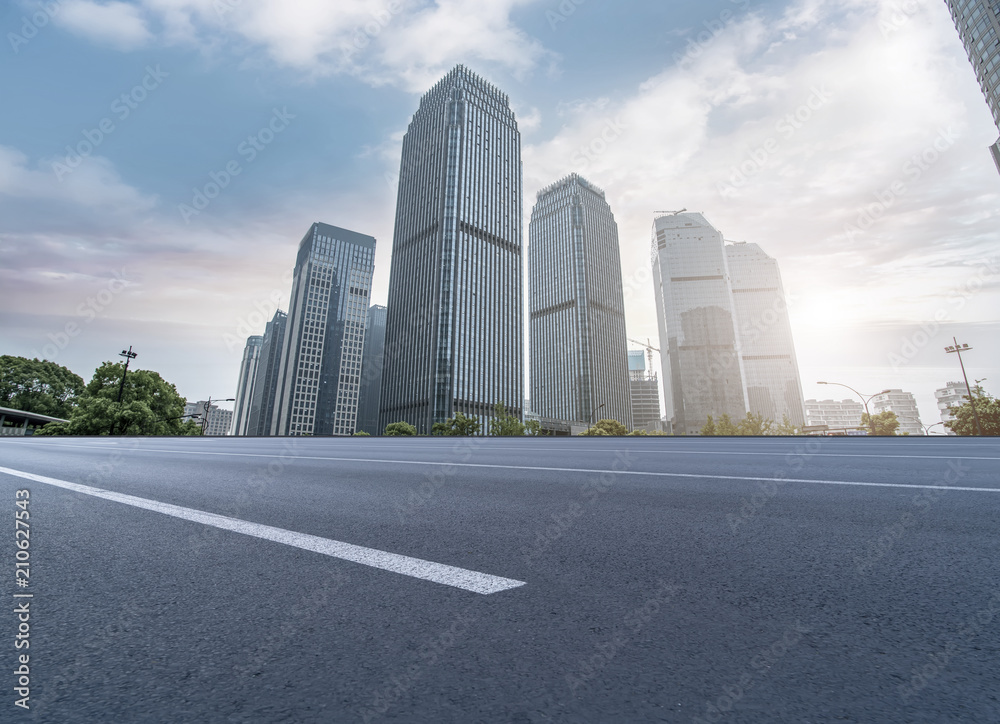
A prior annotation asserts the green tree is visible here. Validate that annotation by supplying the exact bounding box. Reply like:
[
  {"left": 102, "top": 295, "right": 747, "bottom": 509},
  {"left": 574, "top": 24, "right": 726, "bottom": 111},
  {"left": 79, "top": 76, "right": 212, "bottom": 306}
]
[
  {"left": 773, "top": 415, "right": 801, "bottom": 436},
  {"left": 0, "top": 356, "right": 85, "bottom": 419},
  {"left": 524, "top": 419, "right": 542, "bottom": 436},
  {"left": 35, "top": 361, "right": 198, "bottom": 436},
  {"left": 580, "top": 418, "right": 630, "bottom": 436},
  {"left": 737, "top": 412, "right": 775, "bottom": 436},
  {"left": 353, "top": 430, "right": 371, "bottom": 437},
  {"left": 700, "top": 415, "right": 717, "bottom": 436},
  {"left": 945, "top": 385, "right": 1000, "bottom": 436},
  {"left": 488, "top": 403, "right": 525, "bottom": 436},
  {"left": 860, "top": 410, "right": 900, "bottom": 436},
  {"left": 715, "top": 414, "right": 739, "bottom": 436},
  {"left": 384, "top": 421, "right": 417, "bottom": 437}
]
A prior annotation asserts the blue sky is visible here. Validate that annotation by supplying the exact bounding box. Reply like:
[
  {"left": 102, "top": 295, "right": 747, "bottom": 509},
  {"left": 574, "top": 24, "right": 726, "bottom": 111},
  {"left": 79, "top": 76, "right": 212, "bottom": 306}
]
[{"left": 1, "top": 0, "right": 998, "bottom": 427}]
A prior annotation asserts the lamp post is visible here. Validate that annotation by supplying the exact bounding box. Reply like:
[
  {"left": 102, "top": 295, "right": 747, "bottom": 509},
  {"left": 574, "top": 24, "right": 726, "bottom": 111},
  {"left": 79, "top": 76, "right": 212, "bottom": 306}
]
[
  {"left": 945, "top": 338, "right": 983, "bottom": 436},
  {"left": 817, "top": 382, "right": 891, "bottom": 436},
  {"left": 589, "top": 402, "right": 606, "bottom": 425},
  {"left": 109, "top": 346, "right": 138, "bottom": 436},
  {"left": 201, "top": 397, "right": 235, "bottom": 436}
]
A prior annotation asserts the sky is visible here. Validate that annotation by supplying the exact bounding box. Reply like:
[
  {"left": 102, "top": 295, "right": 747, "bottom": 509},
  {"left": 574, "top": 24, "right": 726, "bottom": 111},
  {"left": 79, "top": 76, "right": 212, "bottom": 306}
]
[{"left": 1, "top": 0, "right": 998, "bottom": 429}]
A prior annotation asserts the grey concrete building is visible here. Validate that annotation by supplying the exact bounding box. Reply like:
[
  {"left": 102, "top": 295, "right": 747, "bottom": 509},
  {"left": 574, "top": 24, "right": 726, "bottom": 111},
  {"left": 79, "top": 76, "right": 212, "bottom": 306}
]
[
  {"left": 231, "top": 335, "right": 262, "bottom": 435},
  {"left": 804, "top": 399, "right": 864, "bottom": 433},
  {"left": 944, "top": 0, "right": 1000, "bottom": 172},
  {"left": 725, "top": 242, "right": 805, "bottom": 428},
  {"left": 652, "top": 212, "right": 747, "bottom": 435},
  {"left": 185, "top": 401, "right": 233, "bottom": 436},
  {"left": 529, "top": 174, "right": 632, "bottom": 429},
  {"left": 357, "top": 304, "right": 387, "bottom": 435},
  {"left": 272, "top": 222, "right": 376, "bottom": 436},
  {"left": 628, "top": 349, "right": 662, "bottom": 433},
  {"left": 380, "top": 65, "right": 523, "bottom": 434},
  {"left": 247, "top": 310, "right": 286, "bottom": 436}
]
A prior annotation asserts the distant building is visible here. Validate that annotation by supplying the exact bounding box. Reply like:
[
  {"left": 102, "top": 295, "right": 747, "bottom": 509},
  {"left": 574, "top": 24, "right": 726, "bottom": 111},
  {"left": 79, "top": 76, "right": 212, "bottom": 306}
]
[
  {"left": 247, "top": 310, "right": 287, "bottom": 436},
  {"left": 628, "top": 349, "right": 662, "bottom": 433},
  {"left": 652, "top": 212, "right": 746, "bottom": 435},
  {"left": 871, "top": 389, "right": 923, "bottom": 436},
  {"left": 357, "top": 305, "right": 387, "bottom": 435},
  {"left": 935, "top": 381, "right": 968, "bottom": 435},
  {"left": 231, "top": 336, "right": 262, "bottom": 435},
  {"left": 185, "top": 401, "right": 233, "bottom": 436},
  {"left": 805, "top": 399, "right": 864, "bottom": 432},
  {"left": 272, "top": 222, "right": 376, "bottom": 436},
  {"left": 529, "top": 174, "right": 632, "bottom": 429},
  {"left": 725, "top": 242, "right": 805, "bottom": 428}
]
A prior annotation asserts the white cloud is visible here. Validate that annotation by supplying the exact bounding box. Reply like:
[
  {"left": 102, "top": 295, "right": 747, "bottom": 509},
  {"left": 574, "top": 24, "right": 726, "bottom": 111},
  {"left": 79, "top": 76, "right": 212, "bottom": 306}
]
[{"left": 54, "top": 0, "right": 154, "bottom": 50}]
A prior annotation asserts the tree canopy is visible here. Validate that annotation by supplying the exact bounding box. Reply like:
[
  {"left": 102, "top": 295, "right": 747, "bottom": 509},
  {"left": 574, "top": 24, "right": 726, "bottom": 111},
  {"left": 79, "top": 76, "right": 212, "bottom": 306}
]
[
  {"left": 488, "top": 403, "right": 525, "bottom": 436},
  {"left": 860, "top": 410, "right": 900, "bottom": 436},
  {"left": 945, "top": 385, "right": 1000, "bottom": 436},
  {"left": 0, "top": 356, "right": 85, "bottom": 419},
  {"left": 432, "top": 412, "right": 481, "bottom": 436},
  {"left": 701, "top": 412, "right": 803, "bottom": 436},
  {"left": 384, "top": 421, "right": 417, "bottom": 437}
]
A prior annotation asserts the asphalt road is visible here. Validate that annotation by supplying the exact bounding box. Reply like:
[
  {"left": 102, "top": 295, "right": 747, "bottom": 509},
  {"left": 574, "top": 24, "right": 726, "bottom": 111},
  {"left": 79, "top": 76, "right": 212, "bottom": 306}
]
[{"left": 0, "top": 435, "right": 998, "bottom": 723}]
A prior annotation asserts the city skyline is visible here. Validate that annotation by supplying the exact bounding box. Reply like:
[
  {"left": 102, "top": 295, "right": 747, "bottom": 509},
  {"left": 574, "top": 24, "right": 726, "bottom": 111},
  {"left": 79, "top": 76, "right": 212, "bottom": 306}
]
[{"left": 2, "top": 1, "right": 998, "bottom": 427}]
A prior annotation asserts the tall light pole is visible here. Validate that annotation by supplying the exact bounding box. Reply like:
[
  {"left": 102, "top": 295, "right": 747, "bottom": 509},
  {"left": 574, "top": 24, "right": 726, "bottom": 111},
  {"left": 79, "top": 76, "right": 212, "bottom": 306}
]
[
  {"left": 109, "top": 346, "right": 138, "bottom": 436},
  {"left": 202, "top": 397, "right": 235, "bottom": 436},
  {"left": 817, "top": 382, "right": 891, "bottom": 436},
  {"left": 945, "top": 338, "right": 983, "bottom": 436},
  {"left": 589, "top": 402, "right": 606, "bottom": 425}
]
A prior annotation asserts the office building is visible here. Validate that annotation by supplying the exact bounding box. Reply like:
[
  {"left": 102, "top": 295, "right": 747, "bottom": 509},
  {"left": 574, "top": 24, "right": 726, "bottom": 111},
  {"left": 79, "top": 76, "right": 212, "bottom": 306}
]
[
  {"left": 246, "top": 310, "right": 287, "bottom": 436},
  {"left": 231, "top": 335, "right": 262, "bottom": 435},
  {"left": 381, "top": 65, "right": 523, "bottom": 434},
  {"left": 272, "top": 223, "right": 376, "bottom": 436},
  {"left": 529, "top": 174, "right": 632, "bottom": 428},
  {"left": 185, "top": 401, "right": 233, "bottom": 436},
  {"left": 628, "top": 349, "right": 662, "bottom": 433},
  {"left": 871, "top": 389, "right": 923, "bottom": 436},
  {"left": 725, "top": 242, "right": 805, "bottom": 427},
  {"left": 804, "top": 399, "right": 864, "bottom": 432},
  {"left": 935, "top": 380, "right": 968, "bottom": 434},
  {"left": 944, "top": 0, "right": 1000, "bottom": 172},
  {"left": 357, "top": 305, "right": 388, "bottom": 435},
  {"left": 651, "top": 212, "right": 747, "bottom": 435}
]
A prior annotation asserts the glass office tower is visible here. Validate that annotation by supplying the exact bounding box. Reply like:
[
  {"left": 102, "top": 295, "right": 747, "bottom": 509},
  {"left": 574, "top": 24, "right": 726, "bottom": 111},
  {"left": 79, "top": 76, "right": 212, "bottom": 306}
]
[
  {"left": 529, "top": 174, "right": 632, "bottom": 428},
  {"left": 380, "top": 65, "right": 523, "bottom": 434},
  {"left": 247, "top": 309, "right": 286, "bottom": 436},
  {"left": 272, "top": 223, "right": 376, "bottom": 436},
  {"left": 231, "top": 335, "right": 262, "bottom": 435},
  {"left": 357, "top": 304, "right": 387, "bottom": 435}
]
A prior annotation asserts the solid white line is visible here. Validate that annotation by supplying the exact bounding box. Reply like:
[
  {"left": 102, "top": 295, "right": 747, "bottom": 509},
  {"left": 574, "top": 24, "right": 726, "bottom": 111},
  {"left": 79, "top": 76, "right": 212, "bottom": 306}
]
[
  {"left": 0, "top": 466, "right": 526, "bottom": 596},
  {"left": 5, "top": 445, "right": 999, "bottom": 493}
]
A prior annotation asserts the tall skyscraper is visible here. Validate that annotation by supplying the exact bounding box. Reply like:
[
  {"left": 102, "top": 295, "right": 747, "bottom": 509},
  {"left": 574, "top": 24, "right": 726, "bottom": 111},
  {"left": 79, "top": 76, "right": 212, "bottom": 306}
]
[
  {"left": 272, "top": 223, "right": 376, "bottom": 436},
  {"left": 725, "top": 242, "right": 805, "bottom": 427},
  {"left": 247, "top": 309, "right": 287, "bottom": 436},
  {"left": 529, "top": 174, "right": 631, "bottom": 428},
  {"left": 381, "top": 65, "right": 523, "bottom": 434},
  {"left": 652, "top": 212, "right": 747, "bottom": 435},
  {"left": 357, "top": 304, "right": 387, "bottom": 435},
  {"left": 945, "top": 0, "right": 1000, "bottom": 172},
  {"left": 231, "top": 335, "right": 262, "bottom": 435},
  {"left": 628, "top": 349, "right": 662, "bottom": 433}
]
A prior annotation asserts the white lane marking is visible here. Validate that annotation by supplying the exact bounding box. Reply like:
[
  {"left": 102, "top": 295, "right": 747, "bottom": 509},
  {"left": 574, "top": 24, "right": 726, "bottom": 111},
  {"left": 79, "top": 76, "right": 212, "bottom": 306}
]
[
  {"left": 0, "top": 466, "right": 525, "bottom": 596},
  {"left": 5, "top": 446, "right": 999, "bottom": 493}
]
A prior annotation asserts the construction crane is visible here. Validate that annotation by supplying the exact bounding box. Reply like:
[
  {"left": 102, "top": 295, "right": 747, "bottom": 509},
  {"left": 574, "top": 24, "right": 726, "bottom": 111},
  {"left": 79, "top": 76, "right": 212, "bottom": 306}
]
[{"left": 627, "top": 337, "right": 659, "bottom": 371}]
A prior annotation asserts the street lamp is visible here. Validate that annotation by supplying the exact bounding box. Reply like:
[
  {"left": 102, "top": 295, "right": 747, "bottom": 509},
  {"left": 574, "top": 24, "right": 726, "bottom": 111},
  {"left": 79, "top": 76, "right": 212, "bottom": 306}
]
[
  {"left": 945, "top": 338, "right": 983, "bottom": 436},
  {"left": 201, "top": 397, "right": 235, "bottom": 435},
  {"left": 109, "top": 345, "right": 138, "bottom": 436},
  {"left": 589, "top": 402, "right": 606, "bottom": 425},
  {"left": 817, "top": 382, "right": 892, "bottom": 436}
]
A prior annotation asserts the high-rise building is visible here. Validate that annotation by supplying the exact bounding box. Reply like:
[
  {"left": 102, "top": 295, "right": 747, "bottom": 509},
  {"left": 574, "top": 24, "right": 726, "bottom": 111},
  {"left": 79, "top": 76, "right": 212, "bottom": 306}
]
[
  {"left": 944, "top": 0, "right": 1000, "bottom": 172},
  {"left": 935, "top": 380, "right": 968, "bottom": 434},
  {"left": 628, "top": 349, "right": 662, "bottom": 433},
  {"left": 871, "top": 389, "right": 923, "bottom": 436},
  {"left": 652, "top": 212, "right": 747, "bottom": 435},
  {"left": 231, "top": 335, "right": 262, "bottom": 435},
  {"left": 529, "top": 174, "right": 632, "bottom": 428},
  {"left": 272, "top": 222, "right": 376, "bottom": 436},
  {"left": 804, "top": 399, "right": 864, "bottom": 432},
  {"left": 357, "top": 305, "right": 388, "bottom": 435},
  {"left": 380, "top": 65, "right": 523, "bottom": 435},
  {"left": 247, "top": 310, "right": 287, "bottom": 436},
  {"left": 725, "top": 242, "right": 805, "bottom": 428},
  {"left": 185, "top": 401, "right": 234, "bottom": 436}
]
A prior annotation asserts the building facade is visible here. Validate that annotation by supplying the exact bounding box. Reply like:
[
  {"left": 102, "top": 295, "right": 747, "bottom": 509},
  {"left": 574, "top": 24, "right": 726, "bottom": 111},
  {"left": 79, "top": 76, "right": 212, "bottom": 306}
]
[
  {"left": 871, "top": 389, "right": 924, "bottom": 436},
  {"left": 725, "top": 242, "right": 805, "bottom": 428},
  {"left": 231, "top": 335, "right": 262, "bottom": 435},
  {"left": 246, "top": 310, "right": 287, "bottom": 436},
  {"left": 529, "top": 174, "right": 632, "bottom": 428},
  {"left": 804, "top": 399, "right": 864, "bottom": 432},
  {"left": 272, "top": 223, "right": 376, "bottom": 436},
  {"left": 381, "top": 65, "right": 523, "bottom": 435},
  {"left": 627, "top": 349, "right": 662, "bottom": 433},
  {"left": 935, "top": 380, "right": 968, "bottom": 434},
  {"left": 652, "top": 212, "right": 747, "bottom": 435},
  {"left": 944, "top": 0, "right": 1000, "bottom": 172},
  {"left": 185, "top": 401, "right": 234, "bottom": 436},
  {"left": 357, "top": 305, "right": 388, "bottom": 435}
]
